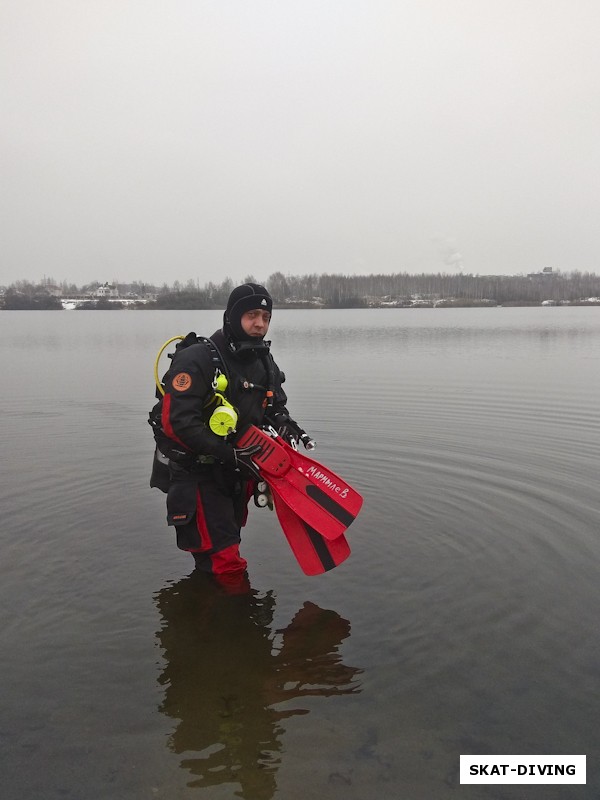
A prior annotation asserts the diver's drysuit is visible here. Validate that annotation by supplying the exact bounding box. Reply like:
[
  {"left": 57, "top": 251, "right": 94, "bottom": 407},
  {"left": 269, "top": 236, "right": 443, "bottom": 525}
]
[{"left": 150, "top": 325, "right": 291, "bottom": 582}]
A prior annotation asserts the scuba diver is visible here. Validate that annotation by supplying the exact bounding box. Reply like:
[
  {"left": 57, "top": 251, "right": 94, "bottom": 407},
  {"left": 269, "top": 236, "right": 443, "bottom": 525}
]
[{"left": 149, "top": 283, "right": 306, "bottom": 590}]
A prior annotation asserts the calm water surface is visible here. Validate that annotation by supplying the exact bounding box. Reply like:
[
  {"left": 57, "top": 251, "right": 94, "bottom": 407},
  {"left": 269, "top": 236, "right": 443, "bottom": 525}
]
[{"left": 1, "top": 308, "right": 599, "bottom": 799}]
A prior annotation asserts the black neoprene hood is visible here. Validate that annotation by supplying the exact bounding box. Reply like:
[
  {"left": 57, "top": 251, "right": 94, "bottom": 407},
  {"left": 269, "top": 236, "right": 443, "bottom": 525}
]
[{"left": 224, "top": 283, "right": 273, "bottom": 342}]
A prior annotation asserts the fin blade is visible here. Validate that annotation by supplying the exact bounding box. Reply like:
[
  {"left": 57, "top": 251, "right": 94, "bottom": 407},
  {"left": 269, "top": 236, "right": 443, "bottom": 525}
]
[
  {"left": 267, "top": 472, "right": 352, "bottom": 539},
  {"left": 280, "top": 436, "right": 363, "bottom": 517},
  {"left": 272, "top": 493, "right": 351, "bottom": 575},
  {"left": 237, "top": 426, "right": 363, "bottom": 539}
]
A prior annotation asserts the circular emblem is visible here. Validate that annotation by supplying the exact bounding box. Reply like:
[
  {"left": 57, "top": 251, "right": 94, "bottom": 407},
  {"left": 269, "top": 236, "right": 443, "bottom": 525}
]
[{"left": 172, "top": 372, "right": 192, "bottom": 392}]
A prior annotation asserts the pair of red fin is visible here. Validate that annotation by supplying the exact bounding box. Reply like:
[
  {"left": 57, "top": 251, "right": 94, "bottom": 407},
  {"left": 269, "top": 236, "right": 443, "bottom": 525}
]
[{"left": 237, "top": 426, "right": 363, "bottom": 575}]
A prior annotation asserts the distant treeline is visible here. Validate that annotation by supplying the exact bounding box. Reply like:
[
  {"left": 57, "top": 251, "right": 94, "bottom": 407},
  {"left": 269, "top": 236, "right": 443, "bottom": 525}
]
[
  {"left": 264, "top": 270, "right": 600, "bottom": 305},
  {"left": 1, "top": 290, "right": 63, "bottom": 310},
  {"left": 2, "top": 270, "right": 600, "bottom": 309},
  {"left": 140, "top": 270, "right": 600, "bottom": 308}
]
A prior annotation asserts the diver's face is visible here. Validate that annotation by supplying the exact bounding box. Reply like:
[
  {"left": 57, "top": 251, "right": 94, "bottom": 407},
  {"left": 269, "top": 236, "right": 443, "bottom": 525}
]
[{"left": 241, "top": 309, "right": 271, "bottom": 337}]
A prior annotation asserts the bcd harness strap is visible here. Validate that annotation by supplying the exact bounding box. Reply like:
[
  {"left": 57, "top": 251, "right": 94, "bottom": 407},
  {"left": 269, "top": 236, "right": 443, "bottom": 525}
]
[{"left": 195, "top": 335, "right": 276, "bottom": 408}]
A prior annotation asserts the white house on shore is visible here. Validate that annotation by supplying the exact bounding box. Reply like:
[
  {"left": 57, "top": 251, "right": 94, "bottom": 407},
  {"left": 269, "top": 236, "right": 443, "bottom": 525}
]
[{"left": 94, "top": 283, "right": 119, "bottom": 298}]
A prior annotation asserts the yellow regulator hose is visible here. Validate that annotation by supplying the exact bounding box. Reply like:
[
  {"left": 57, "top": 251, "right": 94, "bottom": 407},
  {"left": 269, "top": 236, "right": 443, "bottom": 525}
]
[{"left": 154, "top": 336, "right": 184, "bottom": 396}]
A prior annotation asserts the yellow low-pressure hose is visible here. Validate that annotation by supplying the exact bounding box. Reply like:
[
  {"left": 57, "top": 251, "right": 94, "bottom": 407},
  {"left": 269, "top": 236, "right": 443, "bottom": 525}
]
[{"left": 154, "top": 336, "right": 184, "bottom": 395}]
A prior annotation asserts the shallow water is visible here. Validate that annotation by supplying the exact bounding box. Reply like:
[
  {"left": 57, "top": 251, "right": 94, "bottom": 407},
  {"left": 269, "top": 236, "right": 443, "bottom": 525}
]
[{"left": 1, "top": 307, "right": 599, "bottom": 798}]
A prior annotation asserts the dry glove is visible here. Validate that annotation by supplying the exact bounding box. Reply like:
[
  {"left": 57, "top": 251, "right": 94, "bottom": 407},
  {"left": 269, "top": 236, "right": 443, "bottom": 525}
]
[{"left": 232, "top": 443, "right": 262, "bottom": 481}]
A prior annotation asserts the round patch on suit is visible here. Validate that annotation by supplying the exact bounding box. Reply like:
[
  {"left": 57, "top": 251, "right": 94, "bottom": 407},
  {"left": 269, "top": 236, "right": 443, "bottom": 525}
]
[{"left": 172, "top": 372, "right": 192, "bottom": 392}]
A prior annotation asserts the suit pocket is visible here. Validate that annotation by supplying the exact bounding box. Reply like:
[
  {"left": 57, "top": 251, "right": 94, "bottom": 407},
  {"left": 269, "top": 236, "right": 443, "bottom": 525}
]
[{"left": 166, "top": 479, "right": 197, "bottom": 526}]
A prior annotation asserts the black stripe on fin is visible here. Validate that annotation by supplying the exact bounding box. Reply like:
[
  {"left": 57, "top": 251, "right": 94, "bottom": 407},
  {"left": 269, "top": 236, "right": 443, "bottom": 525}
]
[
  {"left": 305, "top": 485, "right": 355, "bottom": 527},
  {"left": 304, "top": 522, "right": 336, "bottom": 571}
]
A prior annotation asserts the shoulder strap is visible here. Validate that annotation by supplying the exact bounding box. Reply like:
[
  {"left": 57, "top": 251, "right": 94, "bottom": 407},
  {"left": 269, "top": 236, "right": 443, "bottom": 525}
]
[
  {"left": 168, "top": 332, "right": 225, "bottom": 375},
  {"left": 195, "top": 335, "right": 230, "bottom": 385}
]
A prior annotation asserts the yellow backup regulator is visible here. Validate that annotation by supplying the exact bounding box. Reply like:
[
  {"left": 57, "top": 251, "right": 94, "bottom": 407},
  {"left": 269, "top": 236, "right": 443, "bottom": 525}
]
[{"left": 154, "top": 336, "right": 239, "bottom": 437}]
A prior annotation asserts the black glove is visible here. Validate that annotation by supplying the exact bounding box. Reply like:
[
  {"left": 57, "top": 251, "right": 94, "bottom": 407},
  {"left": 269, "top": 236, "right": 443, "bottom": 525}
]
[
  {"left": 277, "top": 424, "right": 316, "bottom": 451},
  {"left": 232, "top": 443, "right": 262, "bottom": 481},
  {"left": 276, "top": 423, "right": 299, "bottom": 448},
  {"left": 267, "top": 411, "right": 316, "bottom": 450}
]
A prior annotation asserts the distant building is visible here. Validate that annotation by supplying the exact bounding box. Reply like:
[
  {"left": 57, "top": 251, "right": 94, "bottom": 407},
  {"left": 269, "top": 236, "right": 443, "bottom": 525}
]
[
  {"left": 528, "top": 267, "right": 555, "bottom": 278},
  {"left": 94, "top": 282, "right": 120, "bottom": 298}
]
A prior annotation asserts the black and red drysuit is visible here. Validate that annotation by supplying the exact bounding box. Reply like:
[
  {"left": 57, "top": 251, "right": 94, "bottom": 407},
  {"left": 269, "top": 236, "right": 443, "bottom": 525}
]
[{"left": 151, "top": 327, "right": 292, "bottom": 586}]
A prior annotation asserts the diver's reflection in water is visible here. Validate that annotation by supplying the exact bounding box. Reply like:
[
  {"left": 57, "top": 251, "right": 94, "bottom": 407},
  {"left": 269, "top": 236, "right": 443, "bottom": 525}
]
[{"left": 155, "top": 572, "right": 362, "bottom": 799}]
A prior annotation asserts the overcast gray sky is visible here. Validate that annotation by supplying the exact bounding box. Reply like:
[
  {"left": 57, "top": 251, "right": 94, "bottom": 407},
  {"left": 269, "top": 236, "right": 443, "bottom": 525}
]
[{"left": 2, "top": 0, "right": 599, "bottom": 287}]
